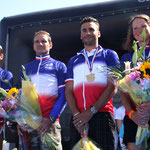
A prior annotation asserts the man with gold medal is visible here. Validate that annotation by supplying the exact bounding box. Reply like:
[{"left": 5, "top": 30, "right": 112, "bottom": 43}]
[{"left": 65, "top": 16, "right": 120, "bottom": 150}]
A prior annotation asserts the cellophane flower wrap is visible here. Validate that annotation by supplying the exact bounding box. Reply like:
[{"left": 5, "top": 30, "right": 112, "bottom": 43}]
[
  {"left": 0, "top": 65, "right": 58, "bottom": 150},
  {"left": 104, "top": 29, "right": 150, "bottom": 148},
  {"left": 72, "top": 125, "right": 102, "bottom": 150}
]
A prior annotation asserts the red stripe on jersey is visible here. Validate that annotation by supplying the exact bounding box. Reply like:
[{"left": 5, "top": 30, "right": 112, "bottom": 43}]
[
  {"left": 38, "top": 95, "right": 57, "bottom": 118},
  {"left": 74, "top": 83, "right": 113, "bottom": 114}
]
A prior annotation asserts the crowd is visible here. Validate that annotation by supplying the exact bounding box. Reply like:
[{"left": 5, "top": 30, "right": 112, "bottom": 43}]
[{"left": 0, "top": 14, "right": 149, "bottom": 150}]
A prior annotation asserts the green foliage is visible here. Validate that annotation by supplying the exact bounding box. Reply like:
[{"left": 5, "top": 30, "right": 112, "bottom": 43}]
[
  {"left": 0, "top": 78, "right": 12, "bottom": 88},
  {"left": 21, "top": 65, "right": 31, "bottom": 81},
  {"left": 22, "top": 65, "right": 28, "bottom": 81},
  {"left": 132, "top": 28, "right": 146, "bottom": 66},
  {"left": 132, "top": 40, "right": 138, "bottom": 67}
]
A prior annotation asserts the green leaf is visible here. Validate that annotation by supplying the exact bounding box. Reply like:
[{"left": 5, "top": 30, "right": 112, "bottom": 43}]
[
  {"left": 0, "top": 88, "right": 8, "bottom": 97},
  {"left": 142, "top": 28, "right": 146, "bottom": 42},
  {"left": 0, "top": 78, "right": 12, "bottom": 88},
  {"left": 132, "top": 41, "right": 138, "bottom": 66},
  {"left": 107, "top": 66, "right": 123, "bottom": 79},
  {"left": 113, "top": 71, "right": 123, "bottom": 79},
  {"left": 22, "top": 65, "right": 28, "bottom": 81},
  {"left": 138, "top": 45, "right": 146, "bottom": 58}
]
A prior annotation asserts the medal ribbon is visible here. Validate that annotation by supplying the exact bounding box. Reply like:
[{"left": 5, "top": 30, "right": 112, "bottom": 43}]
[{"left": 84, "top": 46, "right": 101, "bottom": 73}]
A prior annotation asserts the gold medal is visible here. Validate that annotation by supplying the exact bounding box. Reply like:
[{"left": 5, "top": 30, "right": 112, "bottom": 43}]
[
  {"left": 84, "top": 46, "right": 101, "bottom": 82},
  {"left": 86, "top": 73, "right": 95, "bottom": 82}
]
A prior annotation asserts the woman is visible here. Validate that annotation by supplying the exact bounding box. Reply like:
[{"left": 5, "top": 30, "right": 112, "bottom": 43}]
[
  {"left": 121, "top": 14, "right": 150, "bottom": 150},
  {"left": 0, "top": 45, "right": 13, "bottom": 150}
]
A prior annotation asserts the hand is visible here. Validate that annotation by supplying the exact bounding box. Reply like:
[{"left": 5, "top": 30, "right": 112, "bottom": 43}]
[
  {"left": 138, "top": 102, "right": 150, "bottom": 117},
  {"left": 37, "top": 118, "right": 52, "bottom": 137},
  {"left": 73, "top": 109, "right": 93, "bottom": 128},
  {"left": 131, "top": 111, "right": 149, "bottom": 127},
  {"left": 75, "top": 124, "right": 84, "bottom": 135}
]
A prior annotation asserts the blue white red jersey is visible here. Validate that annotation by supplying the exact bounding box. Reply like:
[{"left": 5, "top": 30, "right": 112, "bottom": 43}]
[
  {"left": 65, "top": 45, "right": 119, "bottom": 114},
  {"left": 121, "top": 45, "right": 150, "bottom": 63},
  {"left": 21, "top": 54, "right": 67, "bottom": 119}
]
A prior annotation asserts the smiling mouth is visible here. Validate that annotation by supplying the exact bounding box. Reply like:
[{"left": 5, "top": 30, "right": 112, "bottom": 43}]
[{"left": 85, "top": 36, "right": 93, "bottom": 39}]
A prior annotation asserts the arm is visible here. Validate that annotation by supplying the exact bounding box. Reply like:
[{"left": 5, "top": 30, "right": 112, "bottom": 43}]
[
  {"left": 94, "top": 79, "right": 117, "bottom": 110},
  {"left": 138, "top": 102, "right": 150, "bottom": 124},
  {"left": 72, "top": 79, "right": 117, "bottom": 131},
  {"left": 120, "top": 91, "right": 134, "bottom": 115},
  {"left": 50, "top": 86, "right": 66, "bottom": 119},
  {"left": 116, "top": 119, "right": 122, "bottom": 133},
  {"left": 65, "top": 81, "right": 80, "bottom": 116},
  {"left": 120, "top": 91, "right": 148, "bottom": 127},
  {"left": 65, "top": 81, "right": 85, "bottom": 135},
  {"left": 50, "top": 62, "right": 67, "bottom": 119},
  {"left": 138, "top": 102, "right": 150, "bottom": 117}
]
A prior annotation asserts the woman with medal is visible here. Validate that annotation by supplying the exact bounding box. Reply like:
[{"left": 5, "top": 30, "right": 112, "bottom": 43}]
[
  {"left": 65, "top": 16, "right": 120, "bottom": 150},
  {"left": 120, "top": 14, "right": 150, "bottom": 150}
]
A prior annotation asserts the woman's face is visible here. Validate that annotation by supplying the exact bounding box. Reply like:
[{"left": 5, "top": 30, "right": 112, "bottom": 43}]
[{"left": 132, "top": 18, "right": 150, "bottom": 44}]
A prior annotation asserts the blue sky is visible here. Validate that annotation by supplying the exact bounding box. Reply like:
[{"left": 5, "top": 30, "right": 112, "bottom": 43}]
[{"left": 0, "top": 0, "right": 113, "bottom": 21}]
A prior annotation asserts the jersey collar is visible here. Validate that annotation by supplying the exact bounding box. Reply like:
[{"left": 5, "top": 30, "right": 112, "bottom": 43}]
[{"left": 36, "top": 54, "right": 50, "bottom": 60}]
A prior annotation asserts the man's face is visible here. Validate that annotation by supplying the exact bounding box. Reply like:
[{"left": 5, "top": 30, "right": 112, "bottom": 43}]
[
  {"left": 33, "top": 33, "right": 52, "bottom": 55},
  {"left": 80, "top": 22, "right": 100, "bottom": 46}
]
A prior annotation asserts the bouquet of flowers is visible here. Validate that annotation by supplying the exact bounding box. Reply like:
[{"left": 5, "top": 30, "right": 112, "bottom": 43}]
[
  {"left": 104, "top": 29, "right": 150, "bottom": 148},
  {"left": 72, "top": 125, "right": 102, "bottom": 150},
  {"left": 0, "top": 66, "right": 58, "bottom": 150}
]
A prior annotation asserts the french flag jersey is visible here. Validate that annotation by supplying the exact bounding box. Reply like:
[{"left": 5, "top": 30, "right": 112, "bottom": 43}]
[
  {"left": 66, "top": 45, "right": 120, "bottom": 114},
  {"left": 21, "top": 54, "right": 67, "bottom": 119},
  {"left": 121, "top": 45, "right": 150, "bottom": 63}
]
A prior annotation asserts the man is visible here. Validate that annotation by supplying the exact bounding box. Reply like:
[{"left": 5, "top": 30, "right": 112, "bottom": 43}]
[
  {"left": 65, "top": 16, "right": 120, "bottom": 150},
  {"left": 0, "top": 45, "right": 15, "bottom": 149},
  {"left": 18, "top": 30, "right": 66, "bottom": 150}
]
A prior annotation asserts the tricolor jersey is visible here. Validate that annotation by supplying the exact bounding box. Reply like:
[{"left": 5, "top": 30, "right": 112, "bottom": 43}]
[
  {"left": 66, "top": 45, "right": 119, "bottom": 114},
  {"left": 21, "top": 54, "right": 67, "bottom": 118},
  {"left": 121, "top": 45, "right": 150, "bottom": 63}
]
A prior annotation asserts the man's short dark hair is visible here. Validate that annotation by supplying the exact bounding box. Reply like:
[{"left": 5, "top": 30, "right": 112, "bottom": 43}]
[{"left": 80, "top": 16, "right": 100, "bottom": 28}]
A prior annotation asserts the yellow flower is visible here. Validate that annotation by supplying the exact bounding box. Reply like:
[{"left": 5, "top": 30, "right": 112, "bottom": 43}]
[
  {"left": 139, "top": 61, "right": 150, "bottom": 78},
  {"left": 7, "top": 88, "right": 19, "bottom": 98}
]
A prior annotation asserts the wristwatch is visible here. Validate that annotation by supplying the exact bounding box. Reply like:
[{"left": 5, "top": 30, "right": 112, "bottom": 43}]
[
  {"left": 90, "top": 106, "right": 98, "bottom": 114},
  {"left": 49, "top": 116, "right": 56, "bottom": 123}
]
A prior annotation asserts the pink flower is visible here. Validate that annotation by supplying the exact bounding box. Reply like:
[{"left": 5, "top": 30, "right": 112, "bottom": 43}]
[{"left": 128, "top": 71, "right": 141, "bottom": 80}]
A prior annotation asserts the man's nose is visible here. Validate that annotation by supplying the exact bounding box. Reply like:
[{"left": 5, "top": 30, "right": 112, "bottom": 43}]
[{"left": 86, "top": 30, "right": 91, "bottom": 34}]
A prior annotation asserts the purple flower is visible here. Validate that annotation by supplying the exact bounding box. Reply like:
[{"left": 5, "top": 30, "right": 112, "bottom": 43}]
[{"left": 128, "top": 71, "right": 141, "bottom": 80}]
